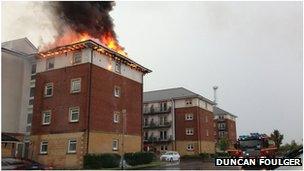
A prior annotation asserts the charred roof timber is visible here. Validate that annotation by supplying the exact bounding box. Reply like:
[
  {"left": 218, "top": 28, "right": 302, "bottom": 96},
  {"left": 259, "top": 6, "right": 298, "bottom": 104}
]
[{"left": 37, "top": 39, "right": 151, "bottom": 74}]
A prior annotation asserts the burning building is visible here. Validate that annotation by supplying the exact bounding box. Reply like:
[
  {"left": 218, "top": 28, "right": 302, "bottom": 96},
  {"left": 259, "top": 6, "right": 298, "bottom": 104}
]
[{"left": 29, "top": 39, "right": 151, "bottom": 169}]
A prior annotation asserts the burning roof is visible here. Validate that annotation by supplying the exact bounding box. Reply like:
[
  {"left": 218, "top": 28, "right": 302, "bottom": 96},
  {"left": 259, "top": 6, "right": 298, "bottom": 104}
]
[{"left": 37, "top": 39, "right": 151, "bottom": 74}]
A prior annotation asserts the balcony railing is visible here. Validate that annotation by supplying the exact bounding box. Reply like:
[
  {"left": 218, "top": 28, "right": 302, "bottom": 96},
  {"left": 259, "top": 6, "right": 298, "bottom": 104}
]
[
  {"left": 218, "top": 126, "right": 227, "bottom": 131},
  {"left": 143, "top": 135, "right": 173, "bottom": 143},
  {"left": 143, "top": 121, "right": 172, "bottom": 129},
  {"left": 143, "top": 107, "right": 172, "bottom": 115}
]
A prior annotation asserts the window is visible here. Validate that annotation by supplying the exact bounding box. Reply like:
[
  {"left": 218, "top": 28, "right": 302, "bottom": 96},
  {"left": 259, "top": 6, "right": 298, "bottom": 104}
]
[
  {"left": 185, "top": 113, "right": 193, "bottom": 120},
  {"left": 114, "top": 86, "right": 121, "bottom": 97},
  {"left": 46, "top": 58, "right": 54, "bottom": 70},
  {"left": 29, "top": 99, "right": 34, "bottom": 106},
  {"left": 186, "top": 128, "right": 194, "bottom": 135},
  {"left": 160, "top": 130, "right": 167, "bottom": 140},
  {"left": 30, "top": 87, "right": 35, "bottom": 97},
  {"left": 68, "top": 140, "right": 77, "bottom": 153},
  {"left": 31, "top": 74, "right": 36, "bottom": 80},
  {"left": 218, "top": 123, "right": 226, "bottom": 129},
  {"left": 160, "top": 102, "right": 167, "bottom": 111},
  {"left": 205, "top": 115, "right": 208, "bottom": 123},
  {"left": 112, "top": 139, "right": 119, "bottom": 151},
  {"left": 187, "top": 144, "right": 194, "bottom": 151},
  {"left": 206, "top": 130, "right": 209, "bottom": 137},
  {"left": 144, "top": 132, "right": 148, "bottom": 140},
  {"left": 159, "top": 116, "right": 167, "bottom": 126},
  {"left": 115, "top": 62, "right": 121, "bottom": 73},
  {"left": 42, "top": 111, "right": 51, "bottom": 125},
  {"left": 73, "top": 52, "right": 82, "bottom": 64},
  {"left": 27, "top": 113, "right": 32, "bottom": 125},
  {"left": 44, "top": 83, "right": 53, "bottom": 97},
  {"left": 70, "top": 78, "right": 81, "bottom": 93},
  {"left": 113, "top": 112, "right": 119, "bottom": 123},
  {"left": 185, "top": 99, "right": 192, "bottom": 106},
  {"left": 144, "top": 118, "right": 148, "bottom": 126},
  {"left": 26, "top": 125, "right": 31, "bottom": 132},
  {"left": 69, "top": 107, "right": 80, "bottom": 122},
  {"left": 40, "top": 141, "right": 48, "bottom": 154},
  {"left": 31, "top": 64, "right": 36, "bottom": 75}
]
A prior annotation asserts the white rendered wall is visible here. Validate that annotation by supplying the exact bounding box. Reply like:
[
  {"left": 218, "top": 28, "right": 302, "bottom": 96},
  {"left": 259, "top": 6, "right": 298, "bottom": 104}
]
[{"left": 36, "top": 48, "right": 143, "bottom": 83}]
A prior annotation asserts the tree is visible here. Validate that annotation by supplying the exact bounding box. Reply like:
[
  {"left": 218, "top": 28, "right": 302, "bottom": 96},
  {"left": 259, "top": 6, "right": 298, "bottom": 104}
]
[
  {"left": 270, "top": 129, "right": 284, "bottom": 149},
  {"left": 218, "top": 138, "right": 230, "bottom": 151}
]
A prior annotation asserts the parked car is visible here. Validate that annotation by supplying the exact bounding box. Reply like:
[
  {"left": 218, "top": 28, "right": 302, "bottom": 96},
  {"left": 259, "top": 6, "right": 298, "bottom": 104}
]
[
  {"left": 160, "top": 151, "right": 180, "bottom": 162},
  {"left": 2, "top": 158, "right": 51, "bottom": 170}
]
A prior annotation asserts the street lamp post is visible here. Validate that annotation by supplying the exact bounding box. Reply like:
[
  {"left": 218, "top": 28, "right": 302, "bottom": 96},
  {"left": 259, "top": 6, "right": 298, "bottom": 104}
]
[{"left": 121, "top": 109, "right": 126, "bottom": 170}]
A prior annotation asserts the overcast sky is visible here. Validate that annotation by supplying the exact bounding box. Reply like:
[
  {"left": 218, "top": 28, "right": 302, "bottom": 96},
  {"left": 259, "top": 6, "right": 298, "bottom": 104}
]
[{"left": 2, "top": 1, "right": 302, "bottom": 143}]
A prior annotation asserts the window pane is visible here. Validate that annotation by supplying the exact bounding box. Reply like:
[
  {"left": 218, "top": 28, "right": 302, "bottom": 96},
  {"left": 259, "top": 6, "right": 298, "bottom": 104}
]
[
  {"left": 29, "top": 99, "right": 34, "bottom": 105},
  {"left": 30, "top": 87, "right": 35, "bottom": 97},
  {"left": 31, "top": 64, "right": 36, "bottom": 74},
  {"left": 27, "top": 113, "right": 32, "bottom": 124}
]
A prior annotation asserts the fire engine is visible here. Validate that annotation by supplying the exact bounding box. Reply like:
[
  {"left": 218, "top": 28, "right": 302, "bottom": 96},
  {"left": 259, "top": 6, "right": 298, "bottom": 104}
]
[{"left": 227, "top": 133, "right": 277, "bottom": 158}]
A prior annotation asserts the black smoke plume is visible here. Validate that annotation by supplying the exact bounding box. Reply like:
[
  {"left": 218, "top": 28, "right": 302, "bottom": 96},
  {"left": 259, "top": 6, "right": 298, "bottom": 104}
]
[{"left": 49, "top": 1, "right": 120, "bottom": 45}]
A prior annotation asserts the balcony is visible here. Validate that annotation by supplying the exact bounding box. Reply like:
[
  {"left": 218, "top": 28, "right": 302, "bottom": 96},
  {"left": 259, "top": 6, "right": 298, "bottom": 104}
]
[
  {"left": 143, "top": 135, "right": 173, "bottom": 143},
  {"left": 143, "top": 121, "right": 172, "bottom": 129},
  {"left": 218, "top": 126, "right": 227, "bottom": 131},
  {"left": 143, "top": 107, "right": 172, "bottom": 115}
]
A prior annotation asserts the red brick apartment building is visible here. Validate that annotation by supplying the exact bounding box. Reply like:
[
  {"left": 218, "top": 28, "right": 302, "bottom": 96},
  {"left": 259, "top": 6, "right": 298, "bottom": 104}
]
[
  {"left": 143, "top": 87, "right": 216, "bottom": 155},
  {"left": 213, "top": 107, "right": 237, "bottom": 148},
  {"left": 30, "top": 40, "right": 151, "bottom": 169}
]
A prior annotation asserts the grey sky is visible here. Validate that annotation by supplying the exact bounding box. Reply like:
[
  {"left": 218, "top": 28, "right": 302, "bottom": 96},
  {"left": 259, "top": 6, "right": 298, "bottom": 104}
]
[{"left": 2, "top": 1, "right": 303, "bottom": 143}]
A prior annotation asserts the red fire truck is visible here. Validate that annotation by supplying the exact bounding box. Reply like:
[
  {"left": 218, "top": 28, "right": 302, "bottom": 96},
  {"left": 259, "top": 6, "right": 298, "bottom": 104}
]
[{"left": 227, "top": 133, "right": 277, "bottom": 158}]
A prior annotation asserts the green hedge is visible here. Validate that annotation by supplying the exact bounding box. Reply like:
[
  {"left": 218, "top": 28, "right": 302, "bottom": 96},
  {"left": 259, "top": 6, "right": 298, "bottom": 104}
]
[
  {"left": 84, "top": 153, "right": 121, "bottom": 169},
  {"left": 124, "top": 152, "right": 155, "bottom": 166}
]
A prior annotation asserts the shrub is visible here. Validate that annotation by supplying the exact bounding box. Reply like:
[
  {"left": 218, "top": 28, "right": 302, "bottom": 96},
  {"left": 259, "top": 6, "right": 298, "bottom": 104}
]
[
  {"left": 84, "top": 153, "right": 121, "bottom": 169},
  {"left": 199, "top": 153, "right": 210, "bottom": 160},
  {"left": 216, "top": 152, "right": 230, "bottom": 157},
  {"left": 181, "top": 155, "right": 200, "bottom": 160},
  {"left": 124, "top": 152, "right": 155, "bottom": 166}
]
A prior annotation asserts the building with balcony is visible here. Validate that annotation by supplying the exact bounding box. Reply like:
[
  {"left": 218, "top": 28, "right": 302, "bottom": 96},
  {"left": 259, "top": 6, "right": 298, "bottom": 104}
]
[
  {"left": 213, "top": 106, "right": 237, "bottom": 148},
  {"left": 29, "top": 40, "right": 151, "bottom": 169},
  {"left": 143, "top": 87, "right": 216, "bottom": 155},
  {"left": 1, "top": 38, "right": 38, "bottom": 158}
]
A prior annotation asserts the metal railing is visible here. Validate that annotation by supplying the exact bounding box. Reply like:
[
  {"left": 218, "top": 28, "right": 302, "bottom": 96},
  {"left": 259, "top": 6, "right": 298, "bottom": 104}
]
[
  {"left": 143, "top": 107, "right": 172, "bottom": 115},
  {"left": 143, "top": 135, "right": 173, "bottom": 143},
  {"left": 143, "top": 121, "right": 172, "bottom": 129}
]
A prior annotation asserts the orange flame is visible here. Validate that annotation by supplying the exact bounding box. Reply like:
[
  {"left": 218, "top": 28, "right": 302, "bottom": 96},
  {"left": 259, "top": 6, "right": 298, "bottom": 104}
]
[{"left": 44, "top": 31, "right": 127, "bottom": 56}]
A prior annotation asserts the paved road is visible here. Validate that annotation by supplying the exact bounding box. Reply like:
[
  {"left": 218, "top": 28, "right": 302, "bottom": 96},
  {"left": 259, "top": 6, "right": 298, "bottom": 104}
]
[{"left": 143, "top": 160, "right": 241, "bottom": 170}]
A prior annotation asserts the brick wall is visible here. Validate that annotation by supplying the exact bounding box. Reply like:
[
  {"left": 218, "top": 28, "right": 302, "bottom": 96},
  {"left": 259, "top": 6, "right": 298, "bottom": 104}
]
[{"left": 31, "top": 64, "right": 90, "bottom": 135}]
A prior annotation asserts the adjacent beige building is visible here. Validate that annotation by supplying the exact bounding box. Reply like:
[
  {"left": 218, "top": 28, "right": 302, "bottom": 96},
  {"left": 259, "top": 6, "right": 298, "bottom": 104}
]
[{"left": 2, "top": 38, "right": 37, "bottom": 158}]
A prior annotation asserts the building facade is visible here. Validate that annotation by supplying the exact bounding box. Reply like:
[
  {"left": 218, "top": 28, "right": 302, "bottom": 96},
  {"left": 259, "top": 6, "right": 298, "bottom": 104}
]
[
  {"left": 1, "top": 38, "right": 38, "bottom": 158},
  {"left": 143, "top": 88, "right": 216, "bottom": 156},
  {"left": 213, "top": 107, "right": 237, "bottom": 149},
  {"left": 29, "top": 40, "right": 151, "bottom": 169}
]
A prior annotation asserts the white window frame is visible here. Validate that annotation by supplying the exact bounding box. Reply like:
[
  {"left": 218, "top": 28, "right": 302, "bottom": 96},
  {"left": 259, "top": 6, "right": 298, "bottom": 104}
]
[
  {"left": 67, "top": 139, "right": 77, "bottom": 154},
  {"left": 44, "top": 83, "right": 53, "bottom": 97},
  {"left": 185, "top": 113, "right": 193, "bottom": 121},
  {"left": 42, "top": 110, "right": 51, "bottom": 125},
  {"left": 186, "top": 128, "right": 194, "bottom": 135},
  {"left": 70, "top": 78, "right": 81, "bottom": 93},
  {"left": 113, "top": 112, "right": 120, "bottom": 123},
  {"left": 40, "top": 141, "right": 48, "bottom": 154},
  {"left": 114, "top": 86, "right": 121, "bottom": 97},
  {"left": 187, "top": 144, "right": 194, "bottom": 151},
  {"left": 69, "top": 107, "right": 80, "bottom": 123},
  {"left": 112, "top": 139, "right": 119, "bottom": 151},
  {"left": 115, "top": 62, "right": 121, "bottom": 73},
  {"left": 46, "top": 58, "right": 55, "bottom": 70},
  {"left": 72, "top": 52, "right": 82, "bottom": 65}
]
